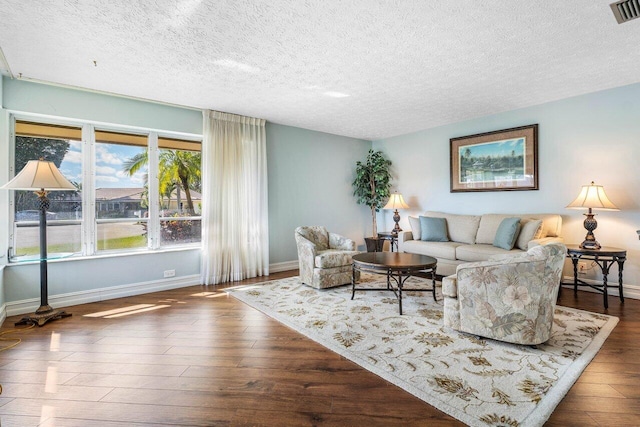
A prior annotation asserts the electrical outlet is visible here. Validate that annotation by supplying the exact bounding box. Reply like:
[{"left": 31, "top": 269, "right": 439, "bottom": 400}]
[
  {"left": 163, "top": 269, "right": 176, "bottom": 278},
  {"left": 577, "top": 261, "right": 588, "bottom": 274}
]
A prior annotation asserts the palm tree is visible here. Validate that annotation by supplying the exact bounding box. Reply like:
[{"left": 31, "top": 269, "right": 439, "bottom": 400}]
[
  {"left": 122, "top": 150, "right": 201, "bottom": 215},
  {"left": 159, "top": 181, "right": 177, "bottom": 210},
  {"left": 160, "top": 150, "right": 200, "bottom": 214}
]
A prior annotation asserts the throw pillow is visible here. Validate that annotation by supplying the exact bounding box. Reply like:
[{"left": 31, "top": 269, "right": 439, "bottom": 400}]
[
  {"left": 493, "top": 217, "right": 521, "bottom": 250},
  {"left": 419, "top": 216, "right": 449, "bottom": 242},
  {"left": 408, "top": 216, "right": 421, "bottom": 240},
  {"left": 516, "top": 219, "right": 543, "bottom": 250},
  {"left": 534, "top": 221, "right": 546, "bottom": 239}
]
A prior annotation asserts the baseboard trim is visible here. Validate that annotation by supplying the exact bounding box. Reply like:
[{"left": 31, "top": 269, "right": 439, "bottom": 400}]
[
  {"left": 5, "top": 274, "right": 201, "bottom": 317},
  {"left": 561, "top": 275, "right": 640, "bottom": 300},
  {"left": 3, "top": 262, "right": 300, "bottom": 320},
  {"left": 270, "top": 260, "right": 298, "bottom": 273},
  {"left": 0, "top": 303, "right": 6, "bottom": 326},
  {"left": 2, "top": 272, "right": 634, "bottom": 323}
]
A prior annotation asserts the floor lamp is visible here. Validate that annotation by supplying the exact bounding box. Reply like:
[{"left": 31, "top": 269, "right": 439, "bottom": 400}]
[{"left": 1, "top": 159, "right": 76, "bottom": 326}]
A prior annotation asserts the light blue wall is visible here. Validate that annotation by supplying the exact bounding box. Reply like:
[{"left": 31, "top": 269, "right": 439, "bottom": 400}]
[
  {"left": 0, "top": 266, "right": 5, "bottom": 316},
  {"left": 0, "top": 78, "right": 374, "bottom": 311},
  {"left": 267, "top": 123, "right": 371, "bottom": 263},
  {"left": 3, "top": 250, "right": 200, "bottom": 302},
  {"left": 3, "top": 78, "right": 202, "bottom": 134},
  {"left": 373, "top": 82, "right": 640, "bottom": 287},
  {"left": 1, "top": 78, "right": 203, "bottom": 310},
  {"left": 1, "top": 86, "right": 9, "bottom": 315},
  {"left": 4, "top": 75, "right": 638, "bottom": 308}
]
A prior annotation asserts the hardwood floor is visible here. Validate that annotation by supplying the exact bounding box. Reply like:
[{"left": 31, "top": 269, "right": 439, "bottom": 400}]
[{"left": 1, "top": 271, "right": 639, "bottom": 426}]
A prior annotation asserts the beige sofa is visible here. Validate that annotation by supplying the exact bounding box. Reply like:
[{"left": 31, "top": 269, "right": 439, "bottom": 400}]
[{"left": 398, "top": 212, "right": 563, "bottom": 277}]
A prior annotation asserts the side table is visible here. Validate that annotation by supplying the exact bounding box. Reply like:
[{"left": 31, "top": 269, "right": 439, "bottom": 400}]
[
  {"left": 565, "top": 244, "right": 626, "bottom": 309},
  {"left": 376, "top": 231, "right": 398, "bottom": 252}
]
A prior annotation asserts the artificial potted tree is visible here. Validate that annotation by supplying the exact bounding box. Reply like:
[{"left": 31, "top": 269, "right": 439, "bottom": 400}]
[{"left": 352, "top": 149, "right": 392, "bottom": 252}]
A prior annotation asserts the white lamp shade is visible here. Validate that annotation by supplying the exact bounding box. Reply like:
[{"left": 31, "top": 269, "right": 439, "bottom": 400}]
[
  {"left": 566, "top": 181, "right": 619, "bottom": 211},
  {"left": 1, "top": 159, "right": 76, "bottom": 191},
  {"left": 383, "top": 193, "right": 410, "bottom": 210}
]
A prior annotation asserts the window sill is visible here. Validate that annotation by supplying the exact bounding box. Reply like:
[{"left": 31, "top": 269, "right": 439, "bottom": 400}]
[{"left": 6, "top": 245, "right": 201, "bottom": 266}]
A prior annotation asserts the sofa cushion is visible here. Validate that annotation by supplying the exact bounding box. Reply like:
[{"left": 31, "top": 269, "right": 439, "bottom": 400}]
[
  {"left": 456, "top": 244, "right": 524, "bottom": 262},
  {"left": 476, "top": 214, "right": 514, "bottom": 244},
  {"left": 402, "top": 240, "right": 462, "bottom": 260},
  {"left": 516, "top": 219, "right": 543, "bottom": 250},
  {"left": 419, "top": 216, "right": 449, "bottom": 241},
  {"left": 315, "top": 250, "right": 360, "bottom": 268},
  {"left": 476, "top": 214, "right": 562, "bottom": 243},
  {"left": 488, "top": 251, "right": 533, "bottom": 262},
  {"left": 423, "top": 211, "right": 480, "bottom": 244},
  {"left": 537, "top": 214, "right": 562, "bottom": 237},
  {"left": 329, "top": 232, "right": 356, "bottom": 250},
  {"left": 409, "top": 216, "right": 421, "bottom": 240},
  {"left": 493, "top": 217, "right": 521, "bottom": 250}
]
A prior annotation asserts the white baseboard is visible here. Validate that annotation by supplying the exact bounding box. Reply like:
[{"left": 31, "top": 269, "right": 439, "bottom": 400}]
[
  {"left": 3, "top": 262, "right": 300, "bottom": 321},
  {"left": 5, "top": 274, "right": 201, "bottom": 317},
  {"left": 561, "top": 275, "right": 640, "bottom": 301},
  {"left": 270, "top": 260, "right": 298, "bottom": 273},
  {"left": 0, "top": 303, "right": 6, "bottom": 326},
  {"left": 1, "top": 271, "right": 634, "bottom": 325}
]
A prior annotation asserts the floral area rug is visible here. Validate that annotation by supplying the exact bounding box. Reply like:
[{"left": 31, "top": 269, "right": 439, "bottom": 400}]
[{"left": 226, "top": 274, "right": 618, "bottom": 427}]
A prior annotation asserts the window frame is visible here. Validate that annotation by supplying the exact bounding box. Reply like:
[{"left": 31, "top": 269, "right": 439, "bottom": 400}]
[{"left": 7, "top": 113, "right": 202, "bottom": 261}]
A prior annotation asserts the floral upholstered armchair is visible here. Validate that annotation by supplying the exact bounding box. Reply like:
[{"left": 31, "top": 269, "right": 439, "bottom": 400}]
[
  {"left": 295, "top": 226, "right": 361, "bottom": 289},
  {"left": 442, "top": 243, "right": 566, "bottom": 345}
]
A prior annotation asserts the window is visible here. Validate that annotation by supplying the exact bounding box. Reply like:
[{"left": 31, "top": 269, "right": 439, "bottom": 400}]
[
  {"left": 158, "top": 137, "right": 202, "bottom": 247},
  {"left": 9, "top": 118, "right": 202, "bottom": 260},
  {"left": 12, "top": 121, "right": 83, "bottom": 257},
  {"left": 95, "top": 130, "right": 149, "bottom": 252}
]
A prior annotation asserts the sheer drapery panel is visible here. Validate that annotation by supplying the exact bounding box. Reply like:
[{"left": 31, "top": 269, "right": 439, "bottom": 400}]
[{"left": 201, "top": 110, "right": 268, "bottom": 285}]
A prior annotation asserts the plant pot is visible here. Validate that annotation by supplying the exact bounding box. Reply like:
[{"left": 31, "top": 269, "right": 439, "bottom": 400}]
[{"left": 364, "top": 237, "right": 384, "bottom": 252}]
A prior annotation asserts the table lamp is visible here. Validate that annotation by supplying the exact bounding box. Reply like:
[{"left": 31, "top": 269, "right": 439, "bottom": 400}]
[
  {"left": 1, "top": 159, "right": 76, "bottom": 326},
  {"left": 566, "top": 181, "right": 619, "bottom": 249},
  {"left": 383, "top": 192, "right": 410, "bottom": 235}
]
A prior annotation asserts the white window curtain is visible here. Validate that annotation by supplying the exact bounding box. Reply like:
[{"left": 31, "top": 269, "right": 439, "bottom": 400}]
[{"left": 200, "top": 110, "right": 269, "bottom": 285}]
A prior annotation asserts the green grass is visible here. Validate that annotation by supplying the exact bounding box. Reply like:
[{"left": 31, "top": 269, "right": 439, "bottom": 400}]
[
  {"left": 97, "top": 235, "right": 147, "bottom": 251},
  {"left": 17, "top": 235, "right": 147, "bottom": 256}
]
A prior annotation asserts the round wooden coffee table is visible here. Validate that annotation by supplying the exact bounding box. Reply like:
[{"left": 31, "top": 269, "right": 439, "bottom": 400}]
[{"left": 351, "top": 252, "right": 437, "bottom": 315}]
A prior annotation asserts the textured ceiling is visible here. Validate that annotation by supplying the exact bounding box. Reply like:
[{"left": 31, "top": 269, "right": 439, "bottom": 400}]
[{"left": 1, "top": 0, "right": 639, "bottom": 140}]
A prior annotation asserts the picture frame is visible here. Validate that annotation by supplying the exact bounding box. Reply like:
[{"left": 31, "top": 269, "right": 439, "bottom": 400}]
[{"left": 450, "top": 124, "right": 538, "bottom": 193}]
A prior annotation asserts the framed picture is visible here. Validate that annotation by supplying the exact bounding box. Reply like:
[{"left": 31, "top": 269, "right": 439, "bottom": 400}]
[{"left": 450, "top": 124, "right": 538, "bottom": 193}]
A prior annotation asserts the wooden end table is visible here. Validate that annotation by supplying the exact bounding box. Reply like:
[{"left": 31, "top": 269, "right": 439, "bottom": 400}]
[
  {"left": 351, "top": 252, "right": 437, "bottom": 315},
  {"left": 376, "top": 231, "right": 398, "bottom": 252},
  {"left": 565, "top": 244, "right": 627, "bottom": 309}
]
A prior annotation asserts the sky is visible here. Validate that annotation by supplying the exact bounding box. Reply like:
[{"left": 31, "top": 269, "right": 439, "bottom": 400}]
[
  {"left": 459, "top": 137, "right": 525, "bottom": 159},
  {"left": 58, "top": 141, "right": 147, "bottom": 188}
]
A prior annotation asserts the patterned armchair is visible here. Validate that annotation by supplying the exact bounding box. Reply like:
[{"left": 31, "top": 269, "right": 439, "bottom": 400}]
[
  {"left": 442, "top": 243, "right": 566, "bottom": 345},
  {"left": 295, "top": 226, "right": 361, "bottom": 289}
]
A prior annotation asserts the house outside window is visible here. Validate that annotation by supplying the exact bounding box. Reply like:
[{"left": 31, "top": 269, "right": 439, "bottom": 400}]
[
  {"left": 94, "top": 130, "right": 149, "bottom": 252},
  {"left": 9, "top": 117, "right": 202, "bottom": 260},
  {"left": 11, "top": 121, "right": 83, "bottom": 257}
]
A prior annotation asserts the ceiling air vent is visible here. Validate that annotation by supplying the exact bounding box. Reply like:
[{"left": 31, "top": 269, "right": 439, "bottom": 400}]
[{"left": 610, "top": 0, "right": 640, "bottom": 24}]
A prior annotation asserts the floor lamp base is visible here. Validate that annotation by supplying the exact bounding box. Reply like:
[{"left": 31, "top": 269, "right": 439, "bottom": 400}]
[{"left": 15, "top": 306, "right": 72, "bottom": 327}]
